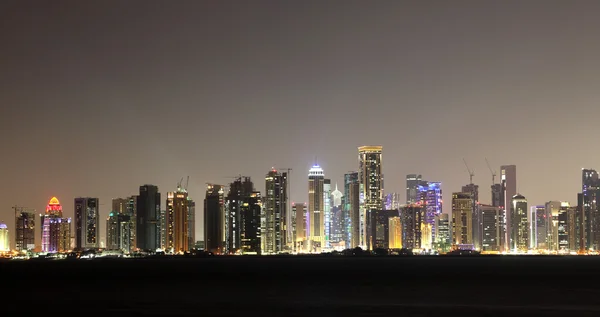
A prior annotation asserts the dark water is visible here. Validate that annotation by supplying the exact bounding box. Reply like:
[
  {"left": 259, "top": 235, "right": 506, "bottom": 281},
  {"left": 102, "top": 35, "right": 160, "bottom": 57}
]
[{"left": 5, "top": 256, "right": 600, "bottom": 316}]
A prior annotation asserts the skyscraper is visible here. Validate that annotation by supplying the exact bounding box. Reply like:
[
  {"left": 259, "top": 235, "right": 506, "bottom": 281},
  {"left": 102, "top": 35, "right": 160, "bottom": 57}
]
[
  {"left": 136, "top": 185, "right": 161, "bottom": 251},
  {"left": 204, "top": 184, "right": 224, "bottom": 254},
  {"left": 452, "top": 192, "right": 473, "bottom": 248},
  {"left": 384, "top": 193, "right": 401, "bottom": 211},
  {"left": 479, "top": 204, "right": 505, "bottom": 252},
  {"left": 358, "top": 145, "right": 383, "bottom": 250},
  {"left": 501, "top": 165, "right": 516, "bottom": 247},
  {"left": 14, "top": 207, "right": 35, "bottom": 251},
  {"left": 308, "top": 165, "right": 325, "bottom": 253},
  {"left": 491, "top": 184, "right": 503, "bottom": 208},
  {"left": 370, "top": 209, "right": 399, "bottom": 249},
  {"left": 389, "top": 216, "right": 402, "bottom": 249},
  {"left": 434, "top": 213, "right": 450, "bottom": 246},
  {"left": 292, "top": 202, "right": 307, "bottom": 252},
  {"left": 418, "top": 182, "right": 442, "bottom": 244},
  {"left": 330, "top": 184, "right": 344, "bottom": 248},
  {"left": 406, "top": 174, "right": 427, "bottom": 204},
  {"left": 106, "top": 212, "right": 131, "bottom": 252},
  {"left": 240, "top": 191, "right": 262, "bottom": 255},
  {"left": 264, "top": 169, "right": 288, "bottom": 254},
  {"left": 74, "top": 197, "right": 99, "bottom": 250},
  {"left": 166, "top": 187, "right": 189, "bottom": 253},
  {"left": 545, "top": 201, "right": 562, "bottom": 252},
  {"left": 225, "top": 176, "right": 254, "bottom": 254},
  {"left": 511, "top": 194, "right": 528, "bottom": 252},
  {"left": 0, "top": 223, "right": 9, "bottom": 252},
  {"left": 41, "top": 197, "right": 71, "bottom": 253},
  {"left": 187, "top": 198, "right": 195, "bottom": 250},
  {"left": 462, "top": 183, "right": 479, "bottom": 249},
  {"left": 323, "top": 178, "right": 332, "bottom": 250},
  {"left": 581, "top": 169, "right": 600, "bottom": 251},
  {"left": 531, "top": 205, "right": 546, "bottom": 250},
  {"left": 344, "top": 172, "right": 360, "bottom": 248},
  {"left": 400, "top": 205, "right": 423, "bottom": 249}
]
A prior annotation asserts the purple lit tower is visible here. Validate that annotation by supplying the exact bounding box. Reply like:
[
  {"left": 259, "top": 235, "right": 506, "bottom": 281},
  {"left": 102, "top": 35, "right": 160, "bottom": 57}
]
[{"left": 418, "top": 182, "right": 442, "bottom": 243}]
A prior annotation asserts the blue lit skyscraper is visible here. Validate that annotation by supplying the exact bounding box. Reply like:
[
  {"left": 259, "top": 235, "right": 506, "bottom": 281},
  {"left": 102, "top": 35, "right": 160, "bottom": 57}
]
[{"left": 418, "top": 182, "right": 442, "bottom": 243}]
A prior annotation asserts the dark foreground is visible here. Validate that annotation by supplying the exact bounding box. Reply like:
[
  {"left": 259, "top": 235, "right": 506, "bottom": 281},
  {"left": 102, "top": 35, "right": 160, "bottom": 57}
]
[{"left": 5, "top": 256, "right": 600, "bottom": 316}]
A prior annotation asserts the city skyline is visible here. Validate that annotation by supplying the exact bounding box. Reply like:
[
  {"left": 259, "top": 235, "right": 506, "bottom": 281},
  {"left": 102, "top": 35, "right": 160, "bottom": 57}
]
[{"left": 3, "top": 1, "right": 600, "bottom": 245}]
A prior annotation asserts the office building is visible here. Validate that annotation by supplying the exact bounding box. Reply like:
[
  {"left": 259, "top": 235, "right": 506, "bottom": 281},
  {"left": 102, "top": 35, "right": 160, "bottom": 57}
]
[
  {"left": 358, "top": 146, "right": 384, "bottom": 250},
  {"left": 204, "top": 184, "right": 225, "bottom": 254},
  {"left": 434, "top": 213, "right": 451, "bottom": 246},
  {"left": 264, "top": 169, "right": 288, "bottom": 254},
  {"left": 581, "top": 169, "right": 600, "bottom": 251},
  {"left": 344, "top": 172, "right": 360, "bottom": 248},
  {"left": 531, "top": 205, "right": 546, "bottom": 250},
  {"left": 479, "top": 205, "right": 505, "bottom": 252},
  {"left": 292, "top": 202, "right": 307, "bottom": 252},
  {"left": 106, "top": 212, "right": 131, "bottom": 252},
  {"left": 0, "top": 223, "right": 9, "bottom": 252},
  {"left": 323, "top": 179, "right": 332, "bottom": 250},
  {"left": 389, "top": 216, "right": 402, "bottom": 249},
  {"left": 511, "top": 194, "right": 528, "bottom": 252},
  {"left": 74, "top": 197, "right": 99, "bottom": 250},
  {"left": 136, "top": 185, "right": 161, "bottom": 251},
  {"left": 112, "top": 198, "right": 128, "bottom": 214},
  {"left": 240, "top": 191, "right": 262, "bottom": 254},
  {"left": 370, "top": 209, "right": 399, "bottom": 249},
  {"left": 308, "top": 165, "right": 325, "bottom": 253},
  {"left": 400, "top": 205, "right": 423, "bottom": 249},
  {"left": 452, "top": 192, "right": 473, "bottom": 248},
  {"left": 501, "top": 165, "right": 517, "bottom": 247},
  {"left": 166, "top": 187, "right": 190, "bottom": 253},
  {"left": 406, "top": 174, "right": 427, "bottom": 204},
  {"left": 187, "top": 198, "right": 195, "bottom": 250},
  {"left": 14, "top": 207, "right": 35, "bottom": 251},
  {"left": 462, "top": 183, "right": 480, "bottom": 249},
  {"left": 330, "top": 185, "right": 344, "bottom": 248},
  {"left": 384, "top": 193, "right": 401, "bottom": 211},
  {"left": 418, "top": 182, "right": 442, "bottom": 244},
  {"left": 225, "top": 176, "right": 255, "bottom": 254},
  {"left": 41, "top": 197, "right": 71, "bottom": 253},
  {"left": 491, "top": 183, "right": 503, "bottom": 208},
  {"left": 545, "top": 201, "right": 562, "bottom": 252}
]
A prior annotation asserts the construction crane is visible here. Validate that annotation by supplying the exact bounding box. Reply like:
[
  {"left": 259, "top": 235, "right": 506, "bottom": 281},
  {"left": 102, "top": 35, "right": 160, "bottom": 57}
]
[
  {"left": 185, "top": 176, "right": 189, "bottom": 191},
  {"left": 463, "top": 158, "right": 474, "bottom": 184},
  {"left": 485, "top": 158, "right": 497, "bottom": 184}
]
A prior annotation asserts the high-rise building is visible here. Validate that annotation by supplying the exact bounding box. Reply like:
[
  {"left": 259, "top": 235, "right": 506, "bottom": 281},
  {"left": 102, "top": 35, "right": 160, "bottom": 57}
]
[
  {"left": 264, "top": 169, "right": 288, "bottom": 254},
  {"left": 545, "top": 201, "right": 562, "bottom": 252},
  {"left": 308, "top": 165, "right": 325, "bottom": 253},
  {"left": 358, "top": 146, "right": 384, "bottom": 250},
  {"left": 384, "top": 193, "right": 401, "bottom": 211},
  {"left": 14, "top": 207, "right": 35, "bottom": 251},
  {"left": 112, "top": 198, "right": 128, "bottom": 215},
  {"left": 41, "top": 197, "right": 71, "bottom": 253},
  {"left": 452, "top": 192, "right": 473, "bottom": 248},
  {"left": 462, "top": 183, "right": 480, "bottom": 249},
  {"left": 344, "top": 172, "right": 360, "bottom": 248},
  {"left": 0, "top": 222, "right": 9, "bottom": 252},
  {"left": 330, "top": 185, "right": 344, "bottom": 248},
  {"left": 225, "top": 177, "right": 255, "bottom": 254},
  {"left": 323, "top": 179, "right": 332, "bottom": 250},
  {"left": 531, "top": 205, "right": 546, "bottom": 250},
  {"left": 136, "top": 185, "right": 161, "bottom": 251},
  {"left": 126, "top": 196, "right": 137, "bottom": 251},
  {"left": 106, "top": 212, "right": 131, "bottom": 252},
  {"left": 389, "top": 216, "right": 402, "bottom": 249},
  {"left": 406, "top": 174, "right": 427, "bottom": 204},
  {"left": 187, "top": 198, "right": 195, "bottom": 250},
  {"left": 556, "top": 202, "right": 577, "bottom": 252},
  {"left": 581, "top": 169, "right": 600, "bottom": 251},
  {"left": 418, "top": 182, "right": 442, "bottom": 244},
  {"left": 511, "top": 194, "right": 528, "bottom": 252},
  {"left": 434, "top": 213, "right": 451, "bottom": 246},
  {"left": 240, "top": 191, "right": 262, "bottom": 254},
  {"left": 491, "top": 184, "right": 503, "bottom": 208},
  {"left": 400, "top": 205, "right": 423, "bottom": 249},
  {"left": 292, "top": 202, "right": 307, "bottom": 252},
  {"left": 204, "top": 184, "right": 225, "bottom": 254},
  {"left": 370, "top": 209, "right": 399, "bottom": 249},
  {"left": 74, "top": 197, "right": 99, "bottom": 250},
  {"left": 501, "top": 165, "right": 517, "bottom": 247},
  {"left": 479, "top": 204, "right": 505, "bottom": 252},
  {"left": 166, "top": 187, "right": 190, "bottom": 253}
]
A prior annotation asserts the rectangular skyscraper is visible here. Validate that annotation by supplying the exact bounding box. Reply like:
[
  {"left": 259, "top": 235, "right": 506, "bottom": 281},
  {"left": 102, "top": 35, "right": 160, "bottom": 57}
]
[
  {"left": 308, "top": 165, "right": 325, "bottom": 253},
  {"left": 136, "top": 185, "right": 161, "bottom": 251},
  {"left": 74, "top": 197, "right": 99, "bottom": 250},
  {"left": 344, "top": 172, "right": 360, "bottom": 248},
  {"left": 581, "top": 169, "right": 600, "bottom": 251},
  {"left": 400, "top": 205, "right": 423, "bottom": 249},
  {"left": 166, "top": 188, "right": 190, "bottom": 253},
  {"left": 418, "top": 182, "right": 442, "bottom": 245},
  {"left": 204, "top": 184, "right": 224, "bottom": 254},
  {"left": 511, "top": 194, "right": 528, "bottom": 252},
  {"left": 479, "top": 205, "right": 505, "bottom": 252},
  {"left": 264, "top": 169, "right": 288, "bottom": 254},
  {"left": 292, "top": 202, "right": 307, "bottom": 252},
  {"left": 452, "top": 192, "right": 473, "bottom": 248},
  {"left": 240, "top": 191, "right": 262, "bottom": 254},
  {"left": 358, "top": 146, "right": 383, "bottom": 250},
  {"left": 225, "top": 177, "right": 254, "bottom": 254},
  {"left": 406, "top": 174, "right": 426, "bottom": 204},
  {"left": 14, "top": 207, "right": 35, "bottom": 251}
]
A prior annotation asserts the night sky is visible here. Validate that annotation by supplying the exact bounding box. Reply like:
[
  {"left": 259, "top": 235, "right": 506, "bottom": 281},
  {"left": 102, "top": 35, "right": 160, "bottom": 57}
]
[{"left": 2, "top": 1, "right": 600, "bottom": 246}]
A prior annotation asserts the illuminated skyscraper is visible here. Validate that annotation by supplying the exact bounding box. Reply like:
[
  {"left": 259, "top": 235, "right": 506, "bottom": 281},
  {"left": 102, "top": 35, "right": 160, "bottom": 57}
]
[
  {"left": 225, "top": 177, "right": 254, "bottom": 254},
  {"left": 531, "top": 205, "right": 546, "bottom": 250},
  {"left": 74, "top": 197, "right": 99, "bottom": 250},
  {"left": 581, "top": 169, "right": 600, "bottom": 251},
  {"left": 370, "top": 209, "right": 399, "bottom": 249},
  {"left": 434, "top": 213, "right": 450, "bottom": 246},
  {"left": 452, "top": 192, "right": 473, "bottom": 248},
  {"left": 166, "top": 186, "right": 190, "bottom": 253},
  {"left": 187, "top": 198, "right": 195, "bottom": 250},
  {"left": 418, "top": 182, "right": 442, "bottom": 244},
  {"left": 389, "top": 216, "right": 402, "bottom": 249},
  {"left": 384, "top": 193, "right": 401, "bottom": 211},
  {"left": 421, "top": 222, "right": 432, "bottom": 250},
  {"left": 42, "top": 197, "right": 71, "bottom": 253},
  {"left": 264, "top": 169, "right": 288, "bottom": 254},
  {"left": 292, "top": 202, "right": 307, "bottom": 252},
  {"left": 479, "top": 204, "right": 505, "bottom": 252},
  {"left": 491, "top": 184, "right": 503, "bottom": 208},
  {"left": 511, "top": 194, "right": 528, "bottom": 252},
  {"left": 106, "top": 212, "right": 131, "bottom": 252},
  {"left": 330, "top": 185, "right": 344, "bottom": 248},
  {"left": 358, "top": 145, "right": 383, "bottom": 250},
  {"left": 241, "top": 191, "right": 262, "bottom": 255},
  {"left": 14, "top": 207, "right": 35, "bottom": 251},
  {"left": 501, "top": 165, "right": 516, "bottom": 247},
  {"left": 323, "top": 178, "right": 332, "bottom": 250},
  {"left": 136, "top": 185, "right": 161, "bottom": 251},
  {"left": 406, "top": 174, "right": 427, "bottom": 204},
  {"left": 545, "top": 201, "right": 562, "bottom": 252},
  {"left": 308, "top": 165, "right": 325, "bottom": 252},
  {"left": 344, "top": 172, "right": 360, "bottom": 248},
  {"left": 0, "top": 222, "right": 9, "bottom": 252},
  {"left": 462, "top": 183, "right": 480, "bottom": 249},
  {"left": 400, "top": 205, "right": 423, "bottom": 249},
  {"left": 204, "top": 184, "right": 225, "bottom": 254}
]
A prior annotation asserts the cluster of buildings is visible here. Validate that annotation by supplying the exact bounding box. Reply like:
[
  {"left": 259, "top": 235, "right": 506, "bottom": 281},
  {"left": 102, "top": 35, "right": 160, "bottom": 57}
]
[
  {"left": 4, "top": 145, "right": 600, "bottom": 256},
  {"left": 8, "top": 182, "right": 196, "bottom": 255}
]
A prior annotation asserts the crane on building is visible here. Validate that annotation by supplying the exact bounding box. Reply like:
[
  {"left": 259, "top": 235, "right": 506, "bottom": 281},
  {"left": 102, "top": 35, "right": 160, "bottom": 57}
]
[
  {"left": 463, "top": 158, "right": 474, "bottom": 184},
  {"left": 485, "top": 158, "right": 497, "bottom": 184}
]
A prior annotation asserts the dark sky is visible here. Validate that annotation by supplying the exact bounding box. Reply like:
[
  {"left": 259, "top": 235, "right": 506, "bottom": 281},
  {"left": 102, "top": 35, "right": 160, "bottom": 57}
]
[{"left": 2, "top": 1, "right": 600, "bottom": 246}]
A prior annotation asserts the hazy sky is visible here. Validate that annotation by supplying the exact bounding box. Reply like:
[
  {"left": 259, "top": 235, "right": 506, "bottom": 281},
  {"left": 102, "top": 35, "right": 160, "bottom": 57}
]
[{"left": 2, "top": 1, "right": 600, "bottom": 246}]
